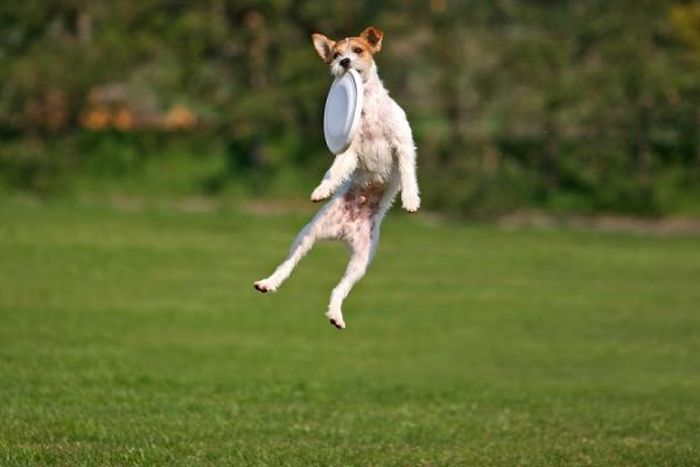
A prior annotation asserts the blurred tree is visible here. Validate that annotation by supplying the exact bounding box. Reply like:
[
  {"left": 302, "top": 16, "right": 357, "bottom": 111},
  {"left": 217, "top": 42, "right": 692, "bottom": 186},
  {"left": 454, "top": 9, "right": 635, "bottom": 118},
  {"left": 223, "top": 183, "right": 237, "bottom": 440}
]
[{"left": 0, "top": 0, "right": 697, "bottom": 215}]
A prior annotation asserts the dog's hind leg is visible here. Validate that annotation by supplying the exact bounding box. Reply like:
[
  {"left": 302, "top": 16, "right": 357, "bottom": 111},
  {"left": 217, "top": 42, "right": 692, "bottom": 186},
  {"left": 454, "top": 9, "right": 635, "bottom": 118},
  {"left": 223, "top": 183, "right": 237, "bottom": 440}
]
[
  {"left": 325, "top": 199, "right": 383, "bottom": 329},
  {"left": 254, "top": 225, "right": 317, "bottom": 293},
  {"left": 254, "top": 199, "right": 343, "bottom": 293},
  {"left": 326, "top": 243, "right": 372, "bottom": 329}
]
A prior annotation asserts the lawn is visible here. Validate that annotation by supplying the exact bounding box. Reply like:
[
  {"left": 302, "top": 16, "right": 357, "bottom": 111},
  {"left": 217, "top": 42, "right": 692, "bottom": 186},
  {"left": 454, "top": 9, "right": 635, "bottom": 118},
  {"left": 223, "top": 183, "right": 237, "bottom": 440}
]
[{"left": 1, "top": 198, "right": 699, "bottom": 466}]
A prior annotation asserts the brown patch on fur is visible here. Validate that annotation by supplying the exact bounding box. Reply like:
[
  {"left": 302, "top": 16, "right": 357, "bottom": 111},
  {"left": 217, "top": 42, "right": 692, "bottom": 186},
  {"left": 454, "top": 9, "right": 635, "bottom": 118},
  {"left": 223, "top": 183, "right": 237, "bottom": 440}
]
[
  {"left": 359, "top": 27, "right": 383, "bottom": 52},
  {"left": 311, "top": 26, "right": 384, "bottom": 65},
  {"left": 332, "top": 37, "right": 376, "bottom": 68}
]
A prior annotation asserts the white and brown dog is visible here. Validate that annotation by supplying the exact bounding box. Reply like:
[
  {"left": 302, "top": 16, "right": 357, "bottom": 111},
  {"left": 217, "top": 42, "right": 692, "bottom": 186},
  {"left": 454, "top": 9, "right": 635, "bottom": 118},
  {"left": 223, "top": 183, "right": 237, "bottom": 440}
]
[{"left": 254, "top": 27, "right": 420, "bottom": 329}]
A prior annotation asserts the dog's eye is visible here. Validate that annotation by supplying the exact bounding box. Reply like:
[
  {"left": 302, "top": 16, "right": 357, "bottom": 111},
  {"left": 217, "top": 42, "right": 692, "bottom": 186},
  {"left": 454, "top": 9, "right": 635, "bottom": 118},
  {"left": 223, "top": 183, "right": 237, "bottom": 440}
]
[
  {"left": 353, "top": 47, "right": 363, "bottom": 54},
  {"left": 333, "top": 52, "right": 340, "bottom": 59}
]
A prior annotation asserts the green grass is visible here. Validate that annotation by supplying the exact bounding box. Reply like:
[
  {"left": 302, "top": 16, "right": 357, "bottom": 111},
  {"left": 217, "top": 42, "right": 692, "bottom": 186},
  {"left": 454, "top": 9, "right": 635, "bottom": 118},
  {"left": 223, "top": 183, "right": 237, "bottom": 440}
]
[{"left": 1, "top": 198, "right": 699, "bottom": 466}]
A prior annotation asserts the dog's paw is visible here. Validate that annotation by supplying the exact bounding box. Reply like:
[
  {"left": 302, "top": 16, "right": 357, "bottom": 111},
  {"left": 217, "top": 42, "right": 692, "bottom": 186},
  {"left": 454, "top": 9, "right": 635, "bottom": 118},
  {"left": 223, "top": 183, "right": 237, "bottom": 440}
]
[
  {"left": 253, "top": 279, "right": 277, "bottom": 293},
  {"left": 401, "top": 193, "right": 421, "bottom": 213},
  {"left": 325, "top": 311, "right": 346, "bottom": 330},
  {"left": 310, "top": 184, "right": 332, "bottom": 203}
]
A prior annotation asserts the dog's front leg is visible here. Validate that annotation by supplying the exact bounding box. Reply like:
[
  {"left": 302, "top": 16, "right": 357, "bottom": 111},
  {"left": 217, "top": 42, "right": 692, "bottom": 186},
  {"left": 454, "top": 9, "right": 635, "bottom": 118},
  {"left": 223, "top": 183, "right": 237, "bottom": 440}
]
[
  {"left": 395, "top": 143, "right": 421, "bottom": 212},
  {"left": 311, "top": 150, "right": 358, "bottom": 202}
]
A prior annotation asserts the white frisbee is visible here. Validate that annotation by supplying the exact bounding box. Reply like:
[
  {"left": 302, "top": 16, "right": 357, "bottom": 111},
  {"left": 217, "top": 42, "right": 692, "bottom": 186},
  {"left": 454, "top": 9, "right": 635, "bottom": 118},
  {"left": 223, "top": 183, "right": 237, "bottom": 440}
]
[{"left": 323, "top": 69, "right": 364, "bottom": 155}]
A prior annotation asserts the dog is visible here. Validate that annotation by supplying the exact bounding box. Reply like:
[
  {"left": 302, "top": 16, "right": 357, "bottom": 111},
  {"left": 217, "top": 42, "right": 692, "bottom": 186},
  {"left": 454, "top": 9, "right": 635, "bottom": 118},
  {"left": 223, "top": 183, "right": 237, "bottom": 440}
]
[{"left": 254, "top": 26, "right": 420, "bottom": 330}]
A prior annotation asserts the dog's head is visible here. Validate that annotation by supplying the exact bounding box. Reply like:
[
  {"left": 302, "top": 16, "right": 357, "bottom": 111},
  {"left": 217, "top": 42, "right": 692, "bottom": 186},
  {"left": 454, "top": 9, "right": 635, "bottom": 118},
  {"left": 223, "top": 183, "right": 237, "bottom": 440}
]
[{"left": 311, "top": 27, "right": 383, "bottom": 81}]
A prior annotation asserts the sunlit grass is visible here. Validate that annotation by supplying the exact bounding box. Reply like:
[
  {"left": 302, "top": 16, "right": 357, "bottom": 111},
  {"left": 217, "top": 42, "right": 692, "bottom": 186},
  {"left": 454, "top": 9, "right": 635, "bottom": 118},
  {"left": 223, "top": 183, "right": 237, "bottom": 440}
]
[{"left": 1, "top": 199, "right": 699, "bottom": 465}]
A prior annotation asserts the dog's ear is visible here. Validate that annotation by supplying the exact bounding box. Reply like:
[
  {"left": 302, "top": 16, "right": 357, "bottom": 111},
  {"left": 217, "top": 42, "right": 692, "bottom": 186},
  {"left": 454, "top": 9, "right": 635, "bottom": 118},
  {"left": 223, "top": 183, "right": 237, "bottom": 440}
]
[
  {"left": 311, "top": 33, "right": 336, "bottom": 62},
  {"left": 360, "top": 26, "right": 383, "bottom": 53}
]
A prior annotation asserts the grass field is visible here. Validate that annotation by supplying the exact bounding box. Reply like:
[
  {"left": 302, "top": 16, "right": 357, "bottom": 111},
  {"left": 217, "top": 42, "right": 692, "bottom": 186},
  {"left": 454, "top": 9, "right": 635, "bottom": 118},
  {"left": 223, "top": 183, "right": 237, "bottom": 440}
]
[{"left": 1, "top": 198, "right": 699, "bottom": 466}]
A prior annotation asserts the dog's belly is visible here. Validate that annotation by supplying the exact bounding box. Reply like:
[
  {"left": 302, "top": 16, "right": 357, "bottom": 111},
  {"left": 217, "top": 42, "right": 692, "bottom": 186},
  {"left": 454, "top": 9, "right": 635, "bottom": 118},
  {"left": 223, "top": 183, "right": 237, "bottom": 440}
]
[
  {"left": 338, "top": 184, "right": 384, "bottom": 245},
  {"left": 342, "top": 184, "right": 384, "bottom": 220},
  {"left": 353, "top": 136, "right": 394, "bottom": 184}
]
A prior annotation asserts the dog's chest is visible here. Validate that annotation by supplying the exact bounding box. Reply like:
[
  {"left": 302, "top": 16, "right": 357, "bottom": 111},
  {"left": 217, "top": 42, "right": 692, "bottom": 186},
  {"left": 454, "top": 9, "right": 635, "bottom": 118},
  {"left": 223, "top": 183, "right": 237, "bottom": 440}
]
[{"left": 354, "top": 95, "right": 393, "bottom": 175}]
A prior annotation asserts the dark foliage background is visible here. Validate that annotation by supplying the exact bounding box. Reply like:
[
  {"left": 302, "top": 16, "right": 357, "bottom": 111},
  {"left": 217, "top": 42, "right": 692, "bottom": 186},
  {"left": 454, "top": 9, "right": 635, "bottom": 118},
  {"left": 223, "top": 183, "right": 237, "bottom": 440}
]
[{"left": 1, "top": 0, "right": 699, "bottom": 217}]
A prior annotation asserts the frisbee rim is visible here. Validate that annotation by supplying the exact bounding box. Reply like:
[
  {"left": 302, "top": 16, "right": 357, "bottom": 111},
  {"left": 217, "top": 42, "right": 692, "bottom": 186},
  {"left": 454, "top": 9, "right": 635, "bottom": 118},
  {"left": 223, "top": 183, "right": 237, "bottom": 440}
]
[{"left": 323, "top": 69, "right": 364, "bottom": 155}]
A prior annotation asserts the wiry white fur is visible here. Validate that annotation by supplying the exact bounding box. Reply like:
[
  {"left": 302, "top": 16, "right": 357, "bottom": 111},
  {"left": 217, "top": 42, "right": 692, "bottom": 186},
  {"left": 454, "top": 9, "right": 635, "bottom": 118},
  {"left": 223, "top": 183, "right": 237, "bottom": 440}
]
[{"left": 254, "top": 55, "right": 420, "bottom": 330}]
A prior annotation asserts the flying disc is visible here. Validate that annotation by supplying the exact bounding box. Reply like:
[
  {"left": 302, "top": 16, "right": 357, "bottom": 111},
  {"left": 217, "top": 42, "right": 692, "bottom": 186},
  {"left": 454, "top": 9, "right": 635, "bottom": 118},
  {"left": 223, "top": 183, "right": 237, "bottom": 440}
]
[{"left": 323, "top": 69, "right": 364, "bottom": 155}]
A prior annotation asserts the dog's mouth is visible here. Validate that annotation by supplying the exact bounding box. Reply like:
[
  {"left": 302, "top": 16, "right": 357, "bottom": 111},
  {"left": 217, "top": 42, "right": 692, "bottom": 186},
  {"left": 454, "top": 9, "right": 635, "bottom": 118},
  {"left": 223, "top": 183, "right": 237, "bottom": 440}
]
[
  {"left": 334, "top": 63, "right": 351, "bottom": 73},
  {"left": 332, "top": 64, "right": 362, "bottom": 80}
]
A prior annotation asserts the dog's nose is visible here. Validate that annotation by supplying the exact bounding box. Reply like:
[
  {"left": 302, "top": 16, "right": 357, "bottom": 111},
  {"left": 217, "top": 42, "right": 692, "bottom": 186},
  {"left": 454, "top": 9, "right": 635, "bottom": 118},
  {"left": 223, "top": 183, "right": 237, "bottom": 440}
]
[{"left": 340, "top": 58, "right": 350, "bottom": 68}]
